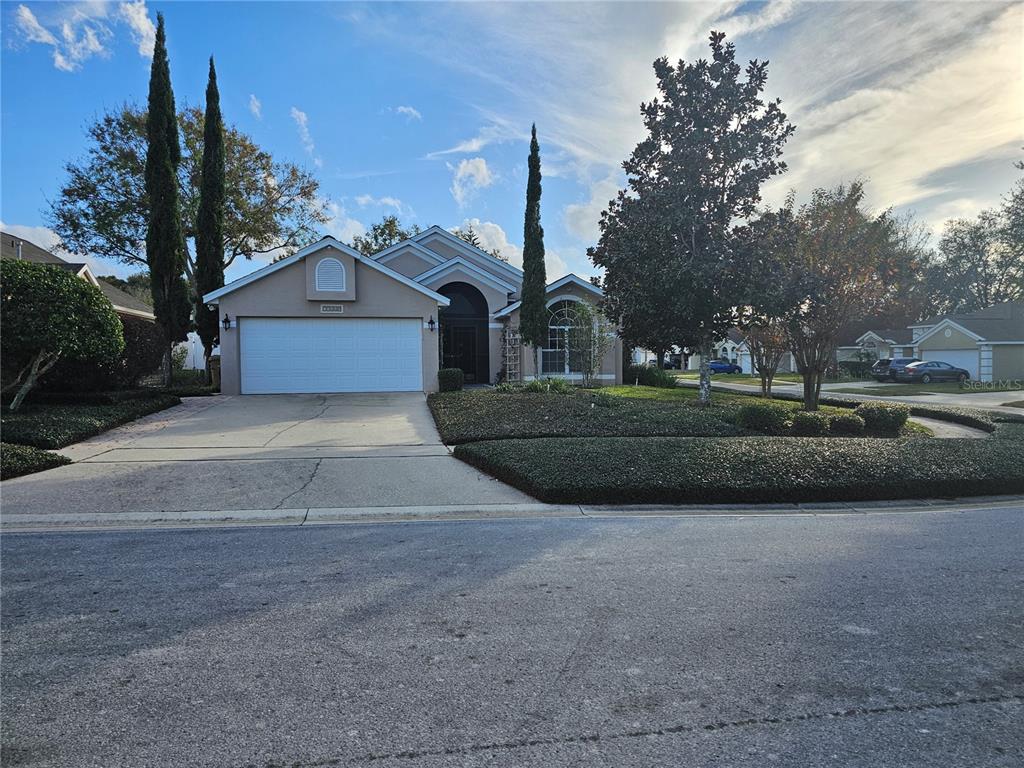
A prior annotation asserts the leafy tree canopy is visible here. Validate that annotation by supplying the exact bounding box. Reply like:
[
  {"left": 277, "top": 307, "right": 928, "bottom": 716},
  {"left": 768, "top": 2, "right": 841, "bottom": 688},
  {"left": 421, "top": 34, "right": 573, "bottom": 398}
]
[
  {"left": 350, "top": 215, "right": 421, "bottom": 256},
  {"left": 1, "top": 260, "right": 124, "bottom": 409}
]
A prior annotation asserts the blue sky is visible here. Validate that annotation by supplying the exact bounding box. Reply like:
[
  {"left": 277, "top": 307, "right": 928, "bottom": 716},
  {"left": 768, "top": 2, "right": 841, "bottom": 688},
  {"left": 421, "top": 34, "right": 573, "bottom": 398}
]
[{"left": 2, "top": 1, "right": 1022, "bottom": 284}]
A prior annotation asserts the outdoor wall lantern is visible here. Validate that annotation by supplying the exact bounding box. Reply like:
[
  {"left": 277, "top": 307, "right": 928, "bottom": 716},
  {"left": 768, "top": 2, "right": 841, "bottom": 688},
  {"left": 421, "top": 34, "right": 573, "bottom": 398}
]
[
  {"left": 222, "top": 313, "right": 232, "bottom": 331},
  {"left": 427, "top": 315, "right": 436, "bottom": 332}
]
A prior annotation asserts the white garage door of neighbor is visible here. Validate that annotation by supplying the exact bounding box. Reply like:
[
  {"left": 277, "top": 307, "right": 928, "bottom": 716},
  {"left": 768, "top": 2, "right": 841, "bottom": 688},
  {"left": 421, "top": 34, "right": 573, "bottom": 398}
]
[
  {"left": 922, "top": 349, "right": 979, "bottom": 378},
  {"left": 241, "top": 317, "right": 422, "bottom": 394}
]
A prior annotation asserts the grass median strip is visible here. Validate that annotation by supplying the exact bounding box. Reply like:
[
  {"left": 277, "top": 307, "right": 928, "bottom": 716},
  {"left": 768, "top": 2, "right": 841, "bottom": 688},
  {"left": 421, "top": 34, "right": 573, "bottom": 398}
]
[{"left": 454, "top": 435, "right": 1024, "bottom": 505}]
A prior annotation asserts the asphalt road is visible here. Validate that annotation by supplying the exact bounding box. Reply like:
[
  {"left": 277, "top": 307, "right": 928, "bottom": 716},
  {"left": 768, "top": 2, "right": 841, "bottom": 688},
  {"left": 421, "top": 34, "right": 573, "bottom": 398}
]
[{"left": 2, "top": 509, "right": 1022, "bottom": 767}]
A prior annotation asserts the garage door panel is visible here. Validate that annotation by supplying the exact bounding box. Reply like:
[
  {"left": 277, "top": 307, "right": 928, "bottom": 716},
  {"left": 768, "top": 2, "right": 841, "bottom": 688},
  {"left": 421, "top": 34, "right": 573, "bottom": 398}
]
[
  {"left": 921, "top": 349, "right": 978, "bottom": 378},
  {"left": 241, "top": 318, "right": 422, "bottom": 394}
]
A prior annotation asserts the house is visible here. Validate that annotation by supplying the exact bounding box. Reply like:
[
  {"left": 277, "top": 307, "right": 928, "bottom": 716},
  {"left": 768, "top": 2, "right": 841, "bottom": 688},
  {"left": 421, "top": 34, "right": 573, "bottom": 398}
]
[
  {"left": 843, "top": 302, "right": 1024, "bottom": 381},
  {"left": 203, "top": 226, "right": 622, "bottom": 395},
  {"left": 685, "top": 329, "right": 798, "bottom": 374},
  {"left": 1, "top": 232, "right": 155, "bottom": 322}
]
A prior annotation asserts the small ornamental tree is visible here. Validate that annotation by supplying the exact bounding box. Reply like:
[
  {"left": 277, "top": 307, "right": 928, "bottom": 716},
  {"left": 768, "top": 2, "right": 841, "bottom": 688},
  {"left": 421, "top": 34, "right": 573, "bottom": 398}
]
[
  {"left": 519, "top": 125, "right": 548, "bottom": 373},
  {"left": 567, "top": 300, "right": 616, "bottom": 388},
  {"left": 1, "top": 261, "right": 124, "bottom": 410}
]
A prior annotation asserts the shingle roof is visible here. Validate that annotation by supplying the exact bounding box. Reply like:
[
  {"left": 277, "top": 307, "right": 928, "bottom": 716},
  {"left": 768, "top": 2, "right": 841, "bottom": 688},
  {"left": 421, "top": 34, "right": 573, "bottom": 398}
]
[
  {"left": 1, "top": 230, "right": 154, "bottom": 319},
  {"left": 924, "top": 302, "right": 1024, "bottom": 342}
]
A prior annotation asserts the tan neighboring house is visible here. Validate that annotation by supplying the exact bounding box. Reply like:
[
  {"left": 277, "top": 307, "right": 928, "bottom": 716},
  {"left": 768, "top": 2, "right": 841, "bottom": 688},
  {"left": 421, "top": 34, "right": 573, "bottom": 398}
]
[
  {"left": 840, "top": 302, "right": 1024, "bottom": 381},
  {"left": 203, "top": 227, "right": 622, "bottom": 395},
  {"left": 1, "top": 231, "right": 155, "bottom": 321}
]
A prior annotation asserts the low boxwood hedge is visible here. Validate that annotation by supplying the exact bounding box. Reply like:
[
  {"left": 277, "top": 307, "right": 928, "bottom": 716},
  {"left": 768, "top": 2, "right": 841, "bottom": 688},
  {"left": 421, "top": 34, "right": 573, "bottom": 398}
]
[
  {"left": 736, "top": 402, "right": 791, "bottom": 435},
  {"left": 455, "top": 435, "right": 1024, "bottom": 504},
  {"left": 1, "top": 442, "right": 71, "bottom": 480},
  {"left": 854, "top": 402, "right": 910, "bottom": 435},
  {"left": 1, "top": 394, "right": 181, "bottom": 449},
  {"left": 829, "top": 412, "right": 866, "bottom": 436},
  {"left": 791, "top": 410, "right": 830, "bottom": 436},
  {"left": 437, "top": 368, "right": 465, "bottom": 392}
]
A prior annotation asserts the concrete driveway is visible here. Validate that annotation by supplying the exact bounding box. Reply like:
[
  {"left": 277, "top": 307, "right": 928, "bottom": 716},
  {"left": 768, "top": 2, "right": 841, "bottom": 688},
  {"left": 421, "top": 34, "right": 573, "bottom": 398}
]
[{"left": 1, "top": 394, "right": 530, "bottom": 518}]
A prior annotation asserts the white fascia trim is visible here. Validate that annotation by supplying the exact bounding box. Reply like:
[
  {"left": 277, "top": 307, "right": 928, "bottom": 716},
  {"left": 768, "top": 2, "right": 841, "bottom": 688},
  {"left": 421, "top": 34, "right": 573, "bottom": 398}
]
[
  {"left": 372, "top": 239, "right": 446, "bottom": 267},
  {"left": 546, "top": 273, "right": 603, "bottom": 297},
  {"left": 913, "top": 318, "right": 985, "bottom": 346},
  {"left": 202, "top": 236, "right": 450, "bottom": 306},
  {"left": 414, "top": 257, "right": 517, "bottom": 293},
  {"left": 492, "top": 300, "right": 522, "bottom": 319},
  {"left": 983, "top": 340, "right": 1024, "bottom": 345},
  {"left": 77, "top": 265, "right": 100, "bottom": 286},
  {"left": 412, "top": 226, "right": 524, "bottom": 279},
  {"left": 112, "top": 305, "right": 156, "bottom": 320},
  {"left": 545, "top": 293, "right": 585, "bottom": 308}
]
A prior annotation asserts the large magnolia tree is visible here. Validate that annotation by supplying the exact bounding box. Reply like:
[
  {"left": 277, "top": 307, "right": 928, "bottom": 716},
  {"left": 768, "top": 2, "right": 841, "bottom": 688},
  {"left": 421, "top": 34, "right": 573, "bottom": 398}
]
[{"left": 49, "top": 105, "right": 328, "bottom": 294}]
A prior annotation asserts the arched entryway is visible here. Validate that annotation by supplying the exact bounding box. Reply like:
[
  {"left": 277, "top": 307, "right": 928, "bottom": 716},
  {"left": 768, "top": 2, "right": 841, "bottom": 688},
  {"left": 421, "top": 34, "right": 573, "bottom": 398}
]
[{"left": 439, "top": 282, "right": 489, "bottom": 384}]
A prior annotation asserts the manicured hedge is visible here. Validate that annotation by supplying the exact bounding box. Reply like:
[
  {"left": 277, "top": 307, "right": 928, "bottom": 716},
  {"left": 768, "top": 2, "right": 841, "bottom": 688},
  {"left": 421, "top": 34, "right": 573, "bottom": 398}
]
[
  {"left": 829, "top": 412, "right": 865, "bottom": 436},
  {"left": 791, "top": 410, "right": 830, "bottom": 436},
  {"left": 854, "top": 402, "right": 910, "bottom": 435},
  {"left": 624, "top": 364, "right": 678, "bottom": 388},
  {"left": 736, "top": 402, "right": 791, "bottom": 435},
  {"left": 455, "top": 435, "right": 1024, "bottom": 504},
  {"left": 428, "top": 391, "right": 742, "bottom": 444},
  {"left": 438, "top": 368, "right": 465, "bottom": 392},
  {"left": 1, "top": 442, "right": 71, "bottom": 480},
  {"left": 1, "top": 394, "right": 181, "bottom": 449}
]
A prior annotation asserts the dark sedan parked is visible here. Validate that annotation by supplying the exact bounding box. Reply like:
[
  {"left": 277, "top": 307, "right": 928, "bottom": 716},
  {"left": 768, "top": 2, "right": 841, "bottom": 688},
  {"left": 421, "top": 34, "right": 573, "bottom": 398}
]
[
  {"left": 895, "top": 360, "right": 971, "bottom": 384},
  {"left": 871, "top": 357, "right": 920, "bottom": 381}
]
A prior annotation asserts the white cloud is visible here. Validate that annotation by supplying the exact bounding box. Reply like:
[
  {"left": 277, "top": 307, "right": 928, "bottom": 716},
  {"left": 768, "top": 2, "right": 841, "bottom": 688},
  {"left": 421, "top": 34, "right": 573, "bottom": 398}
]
[
  {"left": 427, "top": 120, "right": 523, "bottom": 159},
  {"left": 14, "top": 1, "right": 157, "bottom": 71},
  {"left": 118, "top": 1, "right": 155, "bottom": 58},
  {"left": 249, "top": 94, "right": 262, "bottom": 120},
  {"left": 448, "top": 157, "right": 496, "bottom": 206},
  {"left": 321, "top": 200, "right": 365, "bottom": 243},
  {"left": 354, "top": 194, "right": 407, "bottom": 214},
  {"left": 0, "top": 221, "right": 134, "bottom": 278},
  {"left": 394, "top": 105, "right": 422, "bottom": 121},
  {"left": 290, "top": 107, "right": 322, "bottom": 168},
  {"left": 563, "top": 173, "right": 623, "bottom": 244},
  {"left": 449, "top": 218, "right": 569, "bottom": 278}
]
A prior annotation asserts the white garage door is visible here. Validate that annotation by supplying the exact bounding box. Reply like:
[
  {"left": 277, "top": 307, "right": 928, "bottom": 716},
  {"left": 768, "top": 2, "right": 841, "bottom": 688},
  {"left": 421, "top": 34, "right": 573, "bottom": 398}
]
[
  {"left": 921, "top": 349, "right": 978, "bottom": 378},
  {"left": 241, "top": 318, "right": 422, "bottom": 394}
]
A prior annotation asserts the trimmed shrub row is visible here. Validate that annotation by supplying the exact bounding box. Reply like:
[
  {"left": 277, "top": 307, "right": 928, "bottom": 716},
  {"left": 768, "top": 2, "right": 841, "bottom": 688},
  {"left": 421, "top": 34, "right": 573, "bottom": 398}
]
[
  {"left": 1, "top": 442, "right": 71, "bottom": 480},
  {"left": 1, "top": 394, "right": 181, "bottom": 449},
  {"left": 455, "top": 436, "right": 1024, "bottom": 505},
  {"left": 854, "top": 402, "right": 909, "bottom": 435},
  {"left": 736, "top": 402, "right": 872, "bottom": 437}
]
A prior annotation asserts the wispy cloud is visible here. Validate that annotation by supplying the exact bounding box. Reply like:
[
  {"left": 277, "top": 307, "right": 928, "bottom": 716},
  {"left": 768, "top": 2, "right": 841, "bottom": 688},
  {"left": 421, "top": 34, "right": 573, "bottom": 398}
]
[
  {"left": 248, "top": 94, "right": 262, "bottom": 120},
  {"left": 13, "top": 1, "right": 156, "bottom": 71},
  {"left": 448, "top": 157, "right": 495, "bottom": 207},
  {"left": 290, "top": 106, "right": 322, "bottom": 168},
  {"left": 393, "top": 105, "right": 422, "bottom": 121},
  {"left": 427, "top": 119, "right": 524, "bottom": 159},
  {"left": 354, "top": 194, "right": 408, "bottom": 215}
]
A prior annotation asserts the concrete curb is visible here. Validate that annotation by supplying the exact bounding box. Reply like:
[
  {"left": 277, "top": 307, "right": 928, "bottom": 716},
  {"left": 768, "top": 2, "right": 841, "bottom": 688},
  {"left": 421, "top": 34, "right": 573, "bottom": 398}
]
[{"left": 3, "top": 496, "right": 1021, "bottom": 532}]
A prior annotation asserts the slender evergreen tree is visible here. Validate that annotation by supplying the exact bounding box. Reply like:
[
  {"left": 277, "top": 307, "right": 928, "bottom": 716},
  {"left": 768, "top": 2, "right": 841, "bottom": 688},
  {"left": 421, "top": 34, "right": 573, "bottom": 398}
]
[
  {"left": 519, "top": 124, "right": 547, "bottom": 376},
  {"left": 195, "top": 56, "right": 226, "bottom": 378},
  {"left": 145, "top": 13, "right": 190, "bottom": 384}
]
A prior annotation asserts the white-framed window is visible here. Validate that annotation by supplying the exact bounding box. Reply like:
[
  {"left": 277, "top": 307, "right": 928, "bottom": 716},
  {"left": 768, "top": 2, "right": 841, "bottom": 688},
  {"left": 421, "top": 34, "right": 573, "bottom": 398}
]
[
  {"left": 315, "top": 257, "right": 346, "bottom": 292},
  {"left": 542, "top": 299, "right": 582, "bottom": 375}
]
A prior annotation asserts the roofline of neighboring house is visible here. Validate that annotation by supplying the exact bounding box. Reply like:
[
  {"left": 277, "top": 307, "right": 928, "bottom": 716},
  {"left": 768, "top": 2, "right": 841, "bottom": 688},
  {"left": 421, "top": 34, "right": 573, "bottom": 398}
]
[
  {"left": 411, "top": 225, "right": 524, "bottom": 280},
  {"left": 112, "top": 304, "right": 156, "bottom": 320},
  {"left": 491, "top": 273, "right": 602, "bottom": 318},
  {"left": 202, "top": 237, "right": 451, "bottom": 306}
]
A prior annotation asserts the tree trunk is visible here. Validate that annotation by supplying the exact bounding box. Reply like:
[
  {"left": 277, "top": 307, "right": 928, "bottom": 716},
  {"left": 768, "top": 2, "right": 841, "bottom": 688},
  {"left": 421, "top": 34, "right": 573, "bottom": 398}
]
[
  {"left": 764, "top": 369, "right": 776, "bottom": 399},
  {"left": 656, "top": 349, "right": 665, "bottom": 369},
  {"left": 164, "top": 344, "right": 173, "bottom": 387},
  {"left": 8, "top": 350, "right": 60, "bottom": 412},
  {"left": 698, "top": 344, "right": 712, "bottom": 406},
  {"left": 802, "top": 369, "right": 822, "bottom": 411}
]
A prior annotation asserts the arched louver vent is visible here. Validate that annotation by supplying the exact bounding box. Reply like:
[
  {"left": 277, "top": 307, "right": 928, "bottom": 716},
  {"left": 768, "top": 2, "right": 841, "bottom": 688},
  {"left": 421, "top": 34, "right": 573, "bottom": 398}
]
[{"left": 315, "top": 258, "right": 346, "bottom": 291}]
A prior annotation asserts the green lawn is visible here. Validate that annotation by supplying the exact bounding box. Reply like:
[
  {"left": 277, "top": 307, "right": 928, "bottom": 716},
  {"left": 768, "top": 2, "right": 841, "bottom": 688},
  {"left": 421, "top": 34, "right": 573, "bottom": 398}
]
[
  {"left": 674, "top": 372, "right": 802, "bottom": 384},
  {"left": 1, "top": 394, "right": 181, "bottom": 450},
  {"left": 830, "top": 382, "right": 1024, "bottom": 396}
]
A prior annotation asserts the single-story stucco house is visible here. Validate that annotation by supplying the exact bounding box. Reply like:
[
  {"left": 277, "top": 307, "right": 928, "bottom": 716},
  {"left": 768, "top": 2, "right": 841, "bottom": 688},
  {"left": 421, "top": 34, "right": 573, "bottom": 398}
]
[
  {"left": 839, "top": 302, "right": 1024, "bottom": 381},
  {"left": 204, "top": 226, "right": 622, "bottom": 395},
  {"left": 685, "top": 329, "right": 798, "bottom": 375}
]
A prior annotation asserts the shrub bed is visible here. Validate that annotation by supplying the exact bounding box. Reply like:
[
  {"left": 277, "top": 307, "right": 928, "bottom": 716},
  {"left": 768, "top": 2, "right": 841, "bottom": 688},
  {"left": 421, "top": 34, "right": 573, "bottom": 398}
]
[
  {"left": 791, "top": 410, "right": 830, "bottom": 436},
  {"left": 438, "top": 368, "right": 465, "bottom": 392},
  {"left": 624, "top": 364, "right": 678, "bottom": 388},
  {"left": 455, "top": 435, "right": 1024, "bottom": 504},
  {"left": 829, "top": 412, "right": 866, "bottom": 436},
  {"left": 1, "top": 394, "right": 181, "bottom": 449},
  {"left": 736, "top": 402, "right": 791, "bottom": 435},
  {"left": 428, "top": 390, "right": 742, "bottom": 444},
  {"left": 854, "top": 402, "right": 910, "bottom": 435},
  {"left": 1, "top": 442, "right": 72, "bottom": 480}
]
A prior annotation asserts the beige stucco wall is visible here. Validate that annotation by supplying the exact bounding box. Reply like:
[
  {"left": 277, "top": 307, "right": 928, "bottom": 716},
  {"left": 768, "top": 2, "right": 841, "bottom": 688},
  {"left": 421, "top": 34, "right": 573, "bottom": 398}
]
[
  {"left": 505, "top": 285, "right": 622, "bottom": 385},
  {"left": 917, "top": 326, "right": 977, "bottom": 352},
  {"left": 992, "top": 344, "right": 1024, "bottom": 380},
  {"left": 216, "top": 248, "right": 442, "bottom": 395},
  {"left": 380, "top": 247, "right": 440, "bottom": 279}
]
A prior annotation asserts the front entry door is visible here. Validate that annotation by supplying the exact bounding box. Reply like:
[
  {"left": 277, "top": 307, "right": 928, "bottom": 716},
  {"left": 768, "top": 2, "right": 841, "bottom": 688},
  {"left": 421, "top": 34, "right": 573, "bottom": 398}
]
[{"left": 444, "top": 324, "right": 481, "bottom": 383}]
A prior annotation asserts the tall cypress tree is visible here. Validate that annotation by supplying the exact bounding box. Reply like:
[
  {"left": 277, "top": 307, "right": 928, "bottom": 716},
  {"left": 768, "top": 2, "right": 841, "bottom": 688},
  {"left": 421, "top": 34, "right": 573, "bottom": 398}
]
[
  {"left": 519, "top": 124, "right": 547, "bottom": 374},
  {"left": 195, "top": 56, "right": 226, "bottom": 378},
  {"left": 145, "top": 13, "right": 190, "bottom": 384}
]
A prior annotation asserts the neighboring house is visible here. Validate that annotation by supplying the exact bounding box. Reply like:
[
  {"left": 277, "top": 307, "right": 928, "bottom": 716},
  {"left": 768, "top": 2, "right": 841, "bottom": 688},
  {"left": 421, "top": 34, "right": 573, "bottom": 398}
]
[
  {"left": 203, "top": 226, "right": 622, "bottom": 395},
  {"left": 836, "top": 328, "right": 915, "bottom": 363},
  {"left": 846, "top": 302, "right": 1024, "bottom": 381},
  {"left": 1, "top": 232, "right": 155, "bottom": 322},
  {"left": 685, "top": 329, "right": 797, "bottom": 375}
]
